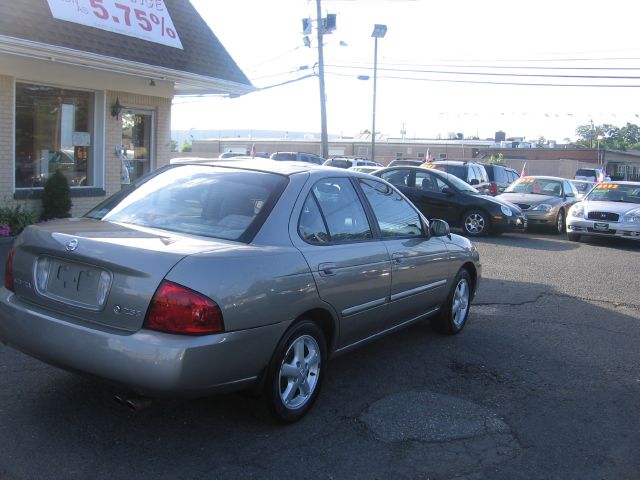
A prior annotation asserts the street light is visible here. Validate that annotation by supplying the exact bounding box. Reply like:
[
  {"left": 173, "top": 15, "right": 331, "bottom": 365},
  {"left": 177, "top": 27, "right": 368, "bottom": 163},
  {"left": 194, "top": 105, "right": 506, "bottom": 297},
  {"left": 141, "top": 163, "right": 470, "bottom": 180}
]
[{"left": 370, "top": 24, "right": 387, "bottom": 163}]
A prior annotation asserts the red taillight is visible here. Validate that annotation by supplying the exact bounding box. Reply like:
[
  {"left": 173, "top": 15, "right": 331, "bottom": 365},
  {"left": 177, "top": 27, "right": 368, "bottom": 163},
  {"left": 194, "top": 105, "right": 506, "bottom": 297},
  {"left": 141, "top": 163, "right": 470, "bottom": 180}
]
[
  {"left": 4, "top": 248, "right": 14, "bottom": 292},
  {"left": 144, "top": 280, "right": 224, "bottom": 335},
  {"left": 489, "top": 183, "right": 498, "bottom": 195}
]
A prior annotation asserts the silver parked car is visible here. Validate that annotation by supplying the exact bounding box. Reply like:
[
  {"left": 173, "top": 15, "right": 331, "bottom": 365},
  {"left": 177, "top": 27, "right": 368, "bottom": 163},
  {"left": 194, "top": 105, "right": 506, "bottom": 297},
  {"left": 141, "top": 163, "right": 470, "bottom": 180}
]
[
  {"left": 0, "top": 160, "right": 481, "bottom": 423},
  {"left": 497, "top": 176, "right": 580, "bottom": 234},
  {"left": 566, "top": 181, "right": 640, "bottom": 242}
]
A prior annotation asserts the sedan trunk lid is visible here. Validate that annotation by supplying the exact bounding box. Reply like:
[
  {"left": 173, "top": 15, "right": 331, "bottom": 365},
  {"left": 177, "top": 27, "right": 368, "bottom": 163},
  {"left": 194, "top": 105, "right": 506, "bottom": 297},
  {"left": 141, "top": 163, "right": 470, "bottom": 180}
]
[{"left": 10, "top": 218, "right": 228, "bottom": 333}]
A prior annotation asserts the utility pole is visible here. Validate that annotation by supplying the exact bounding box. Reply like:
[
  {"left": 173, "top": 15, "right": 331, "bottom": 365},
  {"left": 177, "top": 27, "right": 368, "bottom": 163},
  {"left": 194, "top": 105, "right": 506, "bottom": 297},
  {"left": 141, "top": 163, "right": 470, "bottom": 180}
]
[{"left": 316, "top": 0, "right": 329, "bottom": 159}]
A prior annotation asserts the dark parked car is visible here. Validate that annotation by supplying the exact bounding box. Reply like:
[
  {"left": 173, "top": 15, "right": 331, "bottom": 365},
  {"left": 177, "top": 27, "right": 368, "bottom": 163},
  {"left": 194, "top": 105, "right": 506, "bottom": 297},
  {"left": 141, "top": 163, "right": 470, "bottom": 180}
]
[
  {"left": 270, "top": 152, "right": 325, "bottom": 165},
  {"left": 481, "top": 164, "right": 520, "bottom": 195},
  {"left": 424, "top": 160, "right": 491, "bottom": 194},
  {"left": 374, "top": 166, "right": 526, "bottom": 237},
  {"left": 0, "top": 160, "right": 481, "bottom": 423}
]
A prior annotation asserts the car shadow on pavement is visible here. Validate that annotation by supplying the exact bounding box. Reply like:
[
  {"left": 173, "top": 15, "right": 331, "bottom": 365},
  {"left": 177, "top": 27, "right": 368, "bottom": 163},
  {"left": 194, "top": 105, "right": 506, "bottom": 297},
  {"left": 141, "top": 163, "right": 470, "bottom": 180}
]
[
  {"left": 470, "top": 231, "right": 581, "bottom": 252},
  {"left": 1, "top": 277, "right": 639, "bottom": 479}
]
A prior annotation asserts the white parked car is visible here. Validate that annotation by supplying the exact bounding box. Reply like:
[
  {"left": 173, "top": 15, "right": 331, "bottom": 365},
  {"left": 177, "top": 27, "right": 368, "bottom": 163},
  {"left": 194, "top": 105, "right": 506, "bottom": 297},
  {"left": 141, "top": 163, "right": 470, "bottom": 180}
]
[{"left": 566, "top": 181, "right": 640, "bottom": 242}]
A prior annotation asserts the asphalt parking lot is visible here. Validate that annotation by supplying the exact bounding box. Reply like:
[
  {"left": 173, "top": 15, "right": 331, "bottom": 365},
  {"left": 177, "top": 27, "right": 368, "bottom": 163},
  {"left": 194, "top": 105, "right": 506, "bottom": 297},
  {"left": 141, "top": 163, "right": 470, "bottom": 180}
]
[{"left": 1, "top": 231, "right": 639, "bottom": 480}]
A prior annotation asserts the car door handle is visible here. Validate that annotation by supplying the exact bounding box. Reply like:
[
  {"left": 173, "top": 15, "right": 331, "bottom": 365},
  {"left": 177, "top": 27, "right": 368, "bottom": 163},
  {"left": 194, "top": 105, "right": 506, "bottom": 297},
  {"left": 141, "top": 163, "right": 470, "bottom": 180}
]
[
  {"left": 392, "top": 252, "right": 408, "bottom": 264},
  {"left": 318, "top": 262, "right": 337, "bottom": 276}
]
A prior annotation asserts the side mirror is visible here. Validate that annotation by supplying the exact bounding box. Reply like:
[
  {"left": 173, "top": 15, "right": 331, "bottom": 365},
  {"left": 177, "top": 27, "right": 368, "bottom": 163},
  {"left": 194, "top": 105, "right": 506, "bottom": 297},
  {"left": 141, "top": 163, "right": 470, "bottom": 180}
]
[
  {"left": 469, "top": 179, "right": 479, "bottom": 186},
  {"left": 430, "top": 219, "right": 451, "bottom": 239},
  {"left": 441, "top": 187, "right": 454, "bottom": 195}
]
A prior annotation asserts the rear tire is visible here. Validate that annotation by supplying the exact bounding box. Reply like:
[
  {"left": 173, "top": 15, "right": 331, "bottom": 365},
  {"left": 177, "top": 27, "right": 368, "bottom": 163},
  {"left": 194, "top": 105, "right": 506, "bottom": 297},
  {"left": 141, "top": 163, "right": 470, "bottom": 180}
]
[
  {"left": 265, "top": 320, "right": 326, "bottom": 424},
  {"left": 431, "top": 269, "right": 472, "bottom": 335}
]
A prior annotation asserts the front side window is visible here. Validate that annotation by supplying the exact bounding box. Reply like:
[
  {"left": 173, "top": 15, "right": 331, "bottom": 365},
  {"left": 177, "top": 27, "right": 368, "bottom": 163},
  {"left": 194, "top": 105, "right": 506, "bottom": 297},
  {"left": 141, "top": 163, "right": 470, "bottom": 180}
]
[
  {"left": 305, "top": 178, "right": 372, "bottom": 242},
  {"left": 359, "top": 178, "right": 423, "bottom": 237},
  {"left": 15, "top": 82, "right": 94, "bottom": 188}
]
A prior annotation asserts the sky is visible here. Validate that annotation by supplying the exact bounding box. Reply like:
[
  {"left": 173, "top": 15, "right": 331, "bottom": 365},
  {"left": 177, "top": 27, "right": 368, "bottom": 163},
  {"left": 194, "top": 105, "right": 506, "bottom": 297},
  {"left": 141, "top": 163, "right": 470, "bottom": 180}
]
[{"left": 171, "top": 0, "right": 640, "bottom": 142}]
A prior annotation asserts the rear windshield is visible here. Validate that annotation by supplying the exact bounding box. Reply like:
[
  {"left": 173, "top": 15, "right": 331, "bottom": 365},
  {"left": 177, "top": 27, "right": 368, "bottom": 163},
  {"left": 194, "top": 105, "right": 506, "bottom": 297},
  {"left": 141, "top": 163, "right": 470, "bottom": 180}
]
[
  {"left": 272, "top": 153, "right": 297, "bottom": 161},
  {"left": 327, "top": 159, "right": 352, "bottom": 169},
  {"left": 575, "top": 169, "right": 597, "bottom": 177},
  {"left": 433, "top": 164, "right": 466, "bottom": 180},
  {"left": 86, "top": 165, "right": 288, "bottom": 242}
]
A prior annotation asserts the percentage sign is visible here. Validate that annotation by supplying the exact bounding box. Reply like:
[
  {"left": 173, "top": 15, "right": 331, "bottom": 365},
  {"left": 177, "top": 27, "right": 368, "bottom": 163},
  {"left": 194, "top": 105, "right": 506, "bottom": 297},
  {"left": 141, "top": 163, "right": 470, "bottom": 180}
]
[{"left": 149, "top": 13, "right": 176, "bottom": 39}]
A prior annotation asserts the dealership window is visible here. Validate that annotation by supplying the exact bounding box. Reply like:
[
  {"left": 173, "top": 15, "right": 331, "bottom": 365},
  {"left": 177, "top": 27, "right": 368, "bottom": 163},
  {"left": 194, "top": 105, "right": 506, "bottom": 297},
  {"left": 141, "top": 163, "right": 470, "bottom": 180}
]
[{"left": 15, "top": 82, "right": 95, "bottom": 189}]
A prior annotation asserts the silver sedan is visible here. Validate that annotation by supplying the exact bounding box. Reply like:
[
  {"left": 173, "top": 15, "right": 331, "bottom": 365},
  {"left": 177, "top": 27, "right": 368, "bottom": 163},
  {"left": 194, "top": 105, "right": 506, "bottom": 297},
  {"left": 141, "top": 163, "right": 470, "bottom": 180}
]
[
  {"left": 0, "top": 160, "right": 481, "bottom": 422},
  {"left": 567, "top": 181, "right": 640, "bottom": 242}
]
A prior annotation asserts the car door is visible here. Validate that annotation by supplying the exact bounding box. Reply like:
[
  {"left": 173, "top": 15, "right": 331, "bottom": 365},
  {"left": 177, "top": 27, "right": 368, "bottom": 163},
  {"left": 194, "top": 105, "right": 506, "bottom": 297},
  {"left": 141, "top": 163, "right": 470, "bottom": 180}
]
[
  {"left": 358, "top": 177, "right": 451, "bottom": 327},
  {"left": 412, "top": 170, "right": 454, "bottom": 221},
  {"left": 294, "top": 177, "right": 392, "bottom": 348}
]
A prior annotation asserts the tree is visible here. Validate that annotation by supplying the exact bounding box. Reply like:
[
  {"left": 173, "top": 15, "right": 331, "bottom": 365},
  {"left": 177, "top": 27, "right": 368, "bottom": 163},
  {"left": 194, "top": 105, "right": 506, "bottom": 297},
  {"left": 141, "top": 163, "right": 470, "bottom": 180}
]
[
  {"left": 536, "top": 136, "right": 546, "bottom": 148},
  {"left": 488, "top": 153, "right": 505, "bottom": 164},
  {"left": 575, "top": 122, "right": 640, "bottom": 151},
  {"left": 40, "top": 170, "right": 72, "bottom": 221},
  {"left": 181, "top": 140, "right": 192, "bottom": 152}
]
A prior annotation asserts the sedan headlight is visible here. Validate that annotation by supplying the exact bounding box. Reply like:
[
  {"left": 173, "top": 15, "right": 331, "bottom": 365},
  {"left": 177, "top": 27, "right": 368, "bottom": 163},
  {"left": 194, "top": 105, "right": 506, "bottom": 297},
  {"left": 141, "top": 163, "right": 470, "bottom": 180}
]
[
  {"left": 500, "top": 205, "right": 513, "bottom": 217},
  {"left": 531, "top": 203, "right": 552, "bottom": 212},
  {"left": 570, "top": 203, "right": 585, "bottom": 218},
  {"left": 623, "top": 208, "right": 640, "bottom": 223}
]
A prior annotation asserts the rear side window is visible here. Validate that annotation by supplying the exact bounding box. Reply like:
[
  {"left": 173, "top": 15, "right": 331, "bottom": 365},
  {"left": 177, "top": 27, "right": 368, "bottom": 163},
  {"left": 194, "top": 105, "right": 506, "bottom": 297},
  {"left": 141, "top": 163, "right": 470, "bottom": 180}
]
[
  {"left": 493, "top": 167, "right": 506, "bottom": 183},
  {"left": 300, "top": 178, "right": 372, "bottom": 243},
  {"left": 380, "top": 169, "right": 411, "bottom": 187}
]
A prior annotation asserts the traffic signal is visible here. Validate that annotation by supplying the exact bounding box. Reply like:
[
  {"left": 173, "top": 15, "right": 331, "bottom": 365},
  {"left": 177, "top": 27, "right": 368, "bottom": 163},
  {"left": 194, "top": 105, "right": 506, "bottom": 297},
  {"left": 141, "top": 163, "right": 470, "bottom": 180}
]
[
  {"left": 302, "top": 18, "right": 312, "bottom": 34},
  {"left": 324, "top": 14, "right": 336, "bottom": 32}
]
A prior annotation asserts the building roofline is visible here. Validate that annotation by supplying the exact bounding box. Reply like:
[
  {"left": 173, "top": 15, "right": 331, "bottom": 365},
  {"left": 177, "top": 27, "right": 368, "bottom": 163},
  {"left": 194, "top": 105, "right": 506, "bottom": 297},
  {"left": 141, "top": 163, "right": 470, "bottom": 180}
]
[{"left": 0, "top": 35, "right": 255, "bottom": 97}]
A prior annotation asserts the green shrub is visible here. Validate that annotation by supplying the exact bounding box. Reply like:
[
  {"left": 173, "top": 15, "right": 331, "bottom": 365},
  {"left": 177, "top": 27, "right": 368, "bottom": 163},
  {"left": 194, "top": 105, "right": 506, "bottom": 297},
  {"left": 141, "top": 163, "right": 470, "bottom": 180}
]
[
  {"left": 0, "top": 204, "right": 37, "bottom": 236},
  {"left": 40, "top": 170, "right": 72, "bottom": 221}
]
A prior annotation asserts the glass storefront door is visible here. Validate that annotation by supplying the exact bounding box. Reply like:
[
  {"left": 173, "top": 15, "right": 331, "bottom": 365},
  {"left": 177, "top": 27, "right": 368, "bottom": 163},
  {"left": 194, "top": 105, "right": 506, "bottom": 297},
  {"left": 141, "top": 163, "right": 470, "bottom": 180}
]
[{"left": 120, "top": 111, "right": 153, "bottom": 185}]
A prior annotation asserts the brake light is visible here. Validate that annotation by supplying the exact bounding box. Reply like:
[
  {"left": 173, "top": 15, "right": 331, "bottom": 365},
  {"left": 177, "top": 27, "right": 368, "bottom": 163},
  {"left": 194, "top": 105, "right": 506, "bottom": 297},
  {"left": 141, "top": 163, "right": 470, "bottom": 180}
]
[
  {"left": 489, "top": 183, "right": 498, "bottom": 195},
  {"left": 144, "top": 280, "right": 223, "bottom": 335},
  {"left": 4, "top": 248, "right": 14, "bottom": 292}
]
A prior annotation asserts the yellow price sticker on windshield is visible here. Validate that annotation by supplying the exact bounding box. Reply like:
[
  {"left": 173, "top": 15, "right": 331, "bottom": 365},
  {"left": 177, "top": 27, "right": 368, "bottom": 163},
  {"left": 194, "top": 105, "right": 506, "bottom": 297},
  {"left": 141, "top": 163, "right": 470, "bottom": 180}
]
[
  {"left": 595, "top": 184, "right": 619, "bottom": 189},
  {"left": 423, "top": 163, "right": 436, "bottom": 169},
  {"left": 519, "top": 178, "right": 535, "bottom": 183}
]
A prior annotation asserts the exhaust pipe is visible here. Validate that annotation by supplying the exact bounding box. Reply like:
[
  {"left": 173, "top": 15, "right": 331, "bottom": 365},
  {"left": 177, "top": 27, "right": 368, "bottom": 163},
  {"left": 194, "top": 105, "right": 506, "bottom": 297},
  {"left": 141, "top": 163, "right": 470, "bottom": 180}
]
[{"left": 113, "top": 393, "right": 152, "bottom": 411}]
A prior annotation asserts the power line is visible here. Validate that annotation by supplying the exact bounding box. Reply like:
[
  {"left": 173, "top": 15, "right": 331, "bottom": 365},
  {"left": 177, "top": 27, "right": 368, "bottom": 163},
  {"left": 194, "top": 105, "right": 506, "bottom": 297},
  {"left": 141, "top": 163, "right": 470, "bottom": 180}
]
[{"left": 325, "top": 70, "right": 640, "bottom": 88}]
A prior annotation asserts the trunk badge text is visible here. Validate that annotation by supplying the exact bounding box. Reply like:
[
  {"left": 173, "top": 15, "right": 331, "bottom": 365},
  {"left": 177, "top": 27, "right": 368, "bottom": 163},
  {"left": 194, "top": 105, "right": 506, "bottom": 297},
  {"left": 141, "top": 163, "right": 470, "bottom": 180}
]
[
  {"left": 113, "top": 305, "right": 142, "bottom": 317},
  {"left": 65, "top": 239, "right": 79, "bottom": 252}
]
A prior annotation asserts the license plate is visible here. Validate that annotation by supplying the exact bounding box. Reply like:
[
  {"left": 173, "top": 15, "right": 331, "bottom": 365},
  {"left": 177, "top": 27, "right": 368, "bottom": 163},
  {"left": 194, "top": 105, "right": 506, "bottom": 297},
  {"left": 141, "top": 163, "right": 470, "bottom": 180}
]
[
  {"left": 594, "top": 222, "right": 609, "bottom": 231},
  {"left": 37, "top": 257, "right": 112, "bottom": 309}
]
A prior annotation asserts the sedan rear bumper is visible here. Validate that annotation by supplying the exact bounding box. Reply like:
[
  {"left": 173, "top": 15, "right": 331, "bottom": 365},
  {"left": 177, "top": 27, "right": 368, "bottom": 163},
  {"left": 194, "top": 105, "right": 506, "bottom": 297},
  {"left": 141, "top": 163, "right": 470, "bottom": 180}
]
[{"left": 0, "top": 288, "right": 288, "bottom": 397}]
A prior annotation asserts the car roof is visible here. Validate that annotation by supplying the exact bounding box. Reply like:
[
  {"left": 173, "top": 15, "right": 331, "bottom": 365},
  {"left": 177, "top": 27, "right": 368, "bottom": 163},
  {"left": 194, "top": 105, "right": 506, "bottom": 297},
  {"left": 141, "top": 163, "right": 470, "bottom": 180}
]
[
  {"left": 167, "top": 157, "right": 374, "bottom": 178},
  {"left": 376, "top": 165, "right": 457, "bottom": 178}
]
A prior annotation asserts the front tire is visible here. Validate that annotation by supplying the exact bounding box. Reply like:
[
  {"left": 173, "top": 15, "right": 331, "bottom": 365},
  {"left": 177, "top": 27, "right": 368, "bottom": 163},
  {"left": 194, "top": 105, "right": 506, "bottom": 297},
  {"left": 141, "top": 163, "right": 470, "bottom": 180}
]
[
  {"left": 265, "top": 320, "right": 326, "bottom": 423},
  {"left": 431, "top": 269, "right": 472, "bottom": 335},
  {"left": 462, "top": 210, "right": 490, "bottom": 237},
  {"left": 553, "top": 210, "right": 565, "bottom": 235}
]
